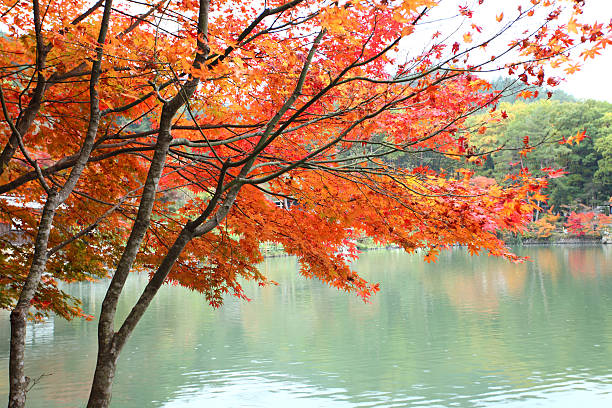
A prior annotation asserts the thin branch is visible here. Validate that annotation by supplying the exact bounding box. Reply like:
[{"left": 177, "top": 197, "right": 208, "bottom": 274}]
[
  {"left": 47, "top": 184, "right": 143, "bottom": 256},
  {"left": 0, "top": 84, "right": 51, "bottom": 193}
]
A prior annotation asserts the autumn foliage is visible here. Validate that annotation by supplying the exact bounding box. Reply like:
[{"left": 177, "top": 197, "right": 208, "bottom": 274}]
[
  {"left": 564, "top": 211, "right": 612, "bottom": 237},
  {"left": 534, "top": 211, "right": 561, "bottom": 238},
  {"left": 1, "top": 0, "right": 611, "bottom": 406}
]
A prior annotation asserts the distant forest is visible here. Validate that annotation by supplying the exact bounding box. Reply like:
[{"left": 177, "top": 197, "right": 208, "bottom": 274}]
[{"left": 389, "top": 78, "right": 612, "bottom": 213}]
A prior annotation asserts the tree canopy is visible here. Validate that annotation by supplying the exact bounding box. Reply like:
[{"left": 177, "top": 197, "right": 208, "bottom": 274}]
[
  {"left": 467, "top": 99, "right": 612, "bottom": 209},
  {"left": 1, "top": 0, "right": 611, "bottom": 406}
]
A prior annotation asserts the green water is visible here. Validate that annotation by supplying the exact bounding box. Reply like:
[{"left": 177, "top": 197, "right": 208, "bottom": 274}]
[{"left": 1, "top": 246, "right": 611, "bottom": 407}]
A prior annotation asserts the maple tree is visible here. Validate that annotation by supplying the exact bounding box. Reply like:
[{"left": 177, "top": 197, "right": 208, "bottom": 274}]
[
  {"left": 1, "top": 0, "right": 611, "bottom": 406},
  {"left": 564, "top": 211, "right": 611, "bottom": 236},
  {"left": 533, "top": 210, "right": 560, "bottom": 238},
  {"left": 464, "top": 97, "right": 612, "bottom": 209}
]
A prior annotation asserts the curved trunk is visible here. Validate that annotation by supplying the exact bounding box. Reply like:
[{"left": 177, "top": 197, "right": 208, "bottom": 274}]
[
  {"left": 6, "top": 0, "right": 114, "bottom": 405},
  {"left": 85, "top": 229, "right": 193, "bottom": 407},
  {"left": 84, "top": 0, "right": 211, "bottom": 403}
]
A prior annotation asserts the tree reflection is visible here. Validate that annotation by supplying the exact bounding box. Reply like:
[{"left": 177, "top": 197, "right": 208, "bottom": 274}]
[{"left": 1, "top": 246, "right": 610, "bottom": 407}]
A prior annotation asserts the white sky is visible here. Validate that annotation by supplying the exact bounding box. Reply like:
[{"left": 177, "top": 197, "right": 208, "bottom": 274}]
[
  {"left": 400, "top": 0, "right": 612, "bottom": 102},
  {"left": 556, "top": 0, "right": 612, "bottom": 102},
  {"left": 5, "top": 0, "right": 608, "bottom": 101}
]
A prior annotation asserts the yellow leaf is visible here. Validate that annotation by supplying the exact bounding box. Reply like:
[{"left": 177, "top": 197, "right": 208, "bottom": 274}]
[
  {"left": 463, "top": 33, "right": 473, "bottom": 43},
  {"left": 564, "top": 63, "right": 581, "bottom": 75},
  {"left": 496, "top": 13, "right": 504, "bottom": 23},
  {"left": 567, "top": 17, "right": 579, "bottom": 34},
  {"left": 102, "top": 98, "right": 114, "bottom": 109},
  {"left": 517, "top": 90, "right": 533, "bottom": 99}
]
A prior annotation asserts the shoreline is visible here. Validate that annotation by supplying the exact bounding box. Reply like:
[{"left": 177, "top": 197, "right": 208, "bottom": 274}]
[
  {"left": 260, "top": 238, "right": 610, "bottom": 258},
  {"left": 520, "top": 238, "right": 609, "bottom": 245}
]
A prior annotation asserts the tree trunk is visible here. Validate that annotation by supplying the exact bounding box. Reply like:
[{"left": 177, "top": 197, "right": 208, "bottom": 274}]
[
  {"left": 86, "top": 228, "right": 194, "bottom": 407},
  {"left": 8, "top": 196, "right": 57, "bottom": 408},
  {"left": 84, "top": 130, "right": 175, "bottom": 407},
  {"left": 86, "top": 347, "right": 119, "bottom": 408},
  {"left": 85, "top": 0, "right": 211, "bottom": 403},
  {"left": 8, "top": 309, "right": 29, "bottom": 408},
  {"left": 6, "top": 0, "right": 113, "bottom": 404}
]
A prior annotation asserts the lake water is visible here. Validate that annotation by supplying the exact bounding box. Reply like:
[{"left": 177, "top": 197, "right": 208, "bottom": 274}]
[{"left": 1, "top": 246, "right": 611, "bottom": 407}]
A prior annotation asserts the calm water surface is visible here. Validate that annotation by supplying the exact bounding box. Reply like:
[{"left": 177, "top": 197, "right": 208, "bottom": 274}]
[{"left": 1, "top": 246, "right": 611, "bottom": 407}]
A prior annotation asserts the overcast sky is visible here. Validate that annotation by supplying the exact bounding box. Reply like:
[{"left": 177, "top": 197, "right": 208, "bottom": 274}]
[
  {"left": 404, "top": 0, "right": 612, "bottom": 102},
  {"left": 557, "top": 0, "right": 612, "bottom": 102}
]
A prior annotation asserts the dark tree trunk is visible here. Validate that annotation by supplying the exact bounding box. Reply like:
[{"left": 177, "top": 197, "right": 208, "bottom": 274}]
[
  {"left": 86, "top": 347, "right": 119, "bottom": 408},
  {"left": 89, "top": 17, "right": 206, "bottom": 357},
  {"left": 82, "top": 6, "right": 323, "bottom": 404},
  {"left": 8, "top": 309, "right": 28, "bottom": 408},
  {"left": 6, "top": 0, "right": 113, "bottom": 405},
  {"left": 84, "top": 1, "right": 211, "bottom": 404},
  {"left": 85, "top": 230, "right": 194, "bottom": 408},
  {"left": 8, "top": 196, "right": 57, "bottom": 408}
]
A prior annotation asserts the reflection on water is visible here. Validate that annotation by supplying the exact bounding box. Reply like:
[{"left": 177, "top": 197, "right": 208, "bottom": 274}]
[{"left": 1, "top": 246, "right": 611, "bottom": 407}]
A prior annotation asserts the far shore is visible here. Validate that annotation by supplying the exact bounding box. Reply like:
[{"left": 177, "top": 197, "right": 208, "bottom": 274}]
[
  {"left": 259, "top": 236, "right": 611, "bottom": 258},
  {"left": 521, "top": 237, "right": 610, "bottom": 245}
]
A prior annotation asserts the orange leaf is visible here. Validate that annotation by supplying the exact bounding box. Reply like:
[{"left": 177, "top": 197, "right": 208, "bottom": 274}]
[
  {"left": 567, "top": 17, "right": 579, "bottom": 34},
  {"left": 574, "top": 130, "right": 587, "bottom": 144},
  {"left": 564, "top": 63, "right": 582, "bottom": 74}
]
